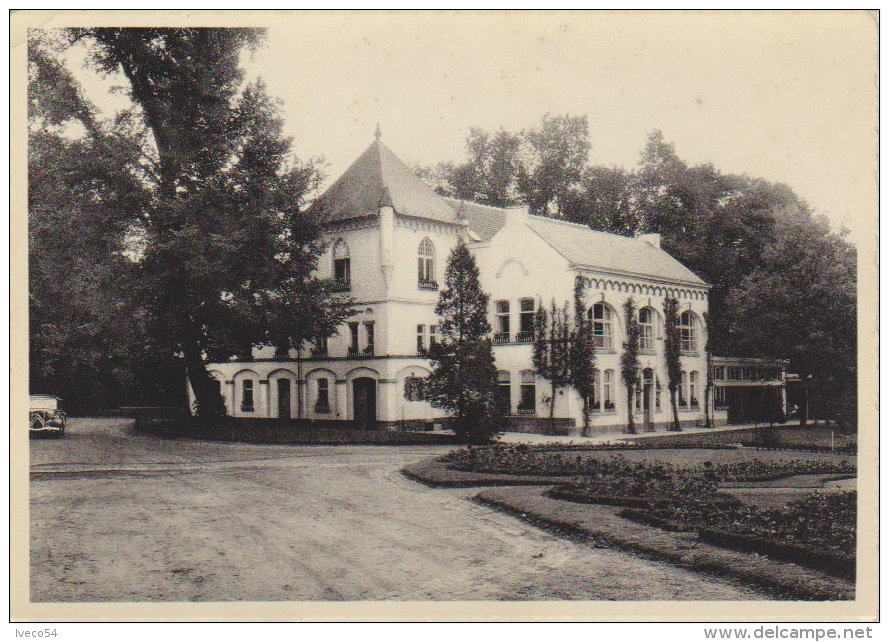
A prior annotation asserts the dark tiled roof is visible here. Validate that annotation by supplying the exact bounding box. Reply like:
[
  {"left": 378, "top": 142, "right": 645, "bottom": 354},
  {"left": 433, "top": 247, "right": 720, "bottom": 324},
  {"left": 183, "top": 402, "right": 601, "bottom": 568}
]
[
  {"left": 526, "top": 216, "right": 708, "bottom": 286},
  {"left": 311, "top": 139, "right": 460, "bottom": 224},
  {"left": 443, "top": 197, "right": 507, "bottom": 241}
]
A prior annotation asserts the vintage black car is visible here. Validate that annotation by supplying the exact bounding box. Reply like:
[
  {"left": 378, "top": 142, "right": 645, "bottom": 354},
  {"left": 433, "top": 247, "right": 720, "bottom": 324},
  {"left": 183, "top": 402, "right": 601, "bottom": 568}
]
[{"left": 29, "top": 395, "right": 66, "bottom": 437}]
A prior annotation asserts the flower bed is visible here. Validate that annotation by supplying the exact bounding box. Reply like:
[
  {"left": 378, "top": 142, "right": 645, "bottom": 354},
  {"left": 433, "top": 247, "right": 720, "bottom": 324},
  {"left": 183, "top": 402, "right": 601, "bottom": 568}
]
[{"left": 447, "top": 444, "right": 856, "bottom": 481}]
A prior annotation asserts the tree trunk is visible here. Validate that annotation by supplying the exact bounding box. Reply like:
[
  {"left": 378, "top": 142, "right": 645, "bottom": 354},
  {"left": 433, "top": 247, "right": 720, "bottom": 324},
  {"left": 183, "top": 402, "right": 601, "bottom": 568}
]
[
  {"left": 704, "top": 382, "right": 712, "bottom": 428},
  {"left": 549, "top": 384, "right": 558, "bottom": 435},
  {"left": 669, "top": 386, "right": 681, "bottom": 431},
  {"left": 626, "top": 384, "right": 636, "bottom": 434},
  {"left": 800, "top": 384, "right": 809, "bottom": 428},
  {"left": 181, "top": 328, "right": 225, "bottom": 418}
]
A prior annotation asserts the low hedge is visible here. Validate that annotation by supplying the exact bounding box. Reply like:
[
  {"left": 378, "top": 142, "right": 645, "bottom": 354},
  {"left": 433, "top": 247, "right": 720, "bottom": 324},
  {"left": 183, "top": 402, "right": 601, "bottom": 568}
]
[
  {"left": 697, "top": 528, "right": 855, "bottom": 581},
  {"left": 135, "top": 416, "right": 461, "bottom": 446}
]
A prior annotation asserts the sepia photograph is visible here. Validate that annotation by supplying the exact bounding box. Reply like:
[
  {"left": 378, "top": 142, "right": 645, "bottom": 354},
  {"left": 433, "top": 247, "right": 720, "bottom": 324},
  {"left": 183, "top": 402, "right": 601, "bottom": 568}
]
[{"left": 10, "top": 9, "right": 878, "bottom": 624}]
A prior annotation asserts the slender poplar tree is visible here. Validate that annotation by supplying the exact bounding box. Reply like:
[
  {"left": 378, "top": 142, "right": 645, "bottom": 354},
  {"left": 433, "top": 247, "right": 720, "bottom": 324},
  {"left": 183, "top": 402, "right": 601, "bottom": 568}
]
[
  {"left": 533, "top": 299, "right": 572, "bottom": 434},
  {"left": 621, "top": 298, "right": 641, "bottom": 434},
  {"left": 569, "top": 276, "right": 596, "bottom": 436},
  {"left": 663, "top": 297, "right": 683, "bottom": 431}
]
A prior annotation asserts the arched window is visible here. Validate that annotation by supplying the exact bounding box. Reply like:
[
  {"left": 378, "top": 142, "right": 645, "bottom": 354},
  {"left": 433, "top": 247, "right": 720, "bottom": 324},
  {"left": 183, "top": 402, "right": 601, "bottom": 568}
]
[
  {"left": 519, "top": 370, "right": 536, "bottom": 414},
  {"left": 679, "top": 371, "right": 689, "bottom": 408},
  {"left": 418, "top": 237, "right": 436, "bottom": 288},
  {"left": 689, "top": 371, "right": 699, "bottom": 408},
  {"left": 332, "top": 239, "right": 351, "bottom": 290},
  {"left": 679, "top": 311, "right": 697, "bottom": 353},
  {"left": 404, "top": 376, "right": 425, "bottom": 401},
  {"left": 591, "top": 303, "right": 613, "bottom": 350},
  {"left": 639, "top": 308, "right": 655, "bottom": 352},
  {"left": 496, "top": 371, "right": 511, "bottom": 414}
]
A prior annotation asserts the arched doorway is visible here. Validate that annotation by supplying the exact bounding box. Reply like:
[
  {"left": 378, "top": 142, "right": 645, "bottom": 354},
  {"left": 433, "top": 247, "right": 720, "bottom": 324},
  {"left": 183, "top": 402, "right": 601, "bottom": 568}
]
[
  {"left": 352, "top": 377, "right": 377, "bottom": 430},
  {"left": 642, "top": 368, "right": 654, "bottom": 431}
]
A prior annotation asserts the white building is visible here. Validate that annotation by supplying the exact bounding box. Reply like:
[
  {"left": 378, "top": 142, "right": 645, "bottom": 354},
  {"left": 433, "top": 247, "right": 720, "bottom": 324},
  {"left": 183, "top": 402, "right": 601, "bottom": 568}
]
[{"left": 196, "top": 133, "right": 727, "bottom": 434}]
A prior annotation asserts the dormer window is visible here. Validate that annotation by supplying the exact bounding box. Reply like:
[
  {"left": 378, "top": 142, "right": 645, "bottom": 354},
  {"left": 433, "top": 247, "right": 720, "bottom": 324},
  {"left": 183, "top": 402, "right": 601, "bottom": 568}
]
[
  {"left": 418, "top": 237, "right": 437, "bottom": 289},
  {"left": 332, "top": 239, "right": 350, "bottom": 291}
]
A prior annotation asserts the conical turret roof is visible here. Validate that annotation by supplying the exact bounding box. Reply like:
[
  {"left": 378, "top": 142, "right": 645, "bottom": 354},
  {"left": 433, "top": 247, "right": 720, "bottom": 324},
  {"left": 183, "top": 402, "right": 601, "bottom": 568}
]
[{"left": 311, "top": 137, "right": 460, "bottom": 224}]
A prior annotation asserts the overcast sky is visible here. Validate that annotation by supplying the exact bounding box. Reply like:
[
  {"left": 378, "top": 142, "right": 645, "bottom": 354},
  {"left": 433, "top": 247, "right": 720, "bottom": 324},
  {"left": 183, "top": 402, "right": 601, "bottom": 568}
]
[{"left": 64, "top": 11, "right": 877, "bottom": 245}]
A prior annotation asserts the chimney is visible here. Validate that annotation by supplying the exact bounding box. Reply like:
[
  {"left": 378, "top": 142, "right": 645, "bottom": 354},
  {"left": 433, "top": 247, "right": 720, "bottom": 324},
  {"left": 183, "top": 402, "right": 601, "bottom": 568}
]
[
  {"left": 638, "top": 233, "right": 661, "bottom": 248},
  {"left": 504, "top": 205, "right": 529, "bottom": 225}
]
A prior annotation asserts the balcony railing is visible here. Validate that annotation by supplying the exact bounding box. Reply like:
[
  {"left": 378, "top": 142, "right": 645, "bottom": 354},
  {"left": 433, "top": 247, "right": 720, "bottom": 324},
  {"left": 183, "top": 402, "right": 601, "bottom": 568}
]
[
  {"left": 418, "top": 279, "right": 438, "bottom": 291},
  {"left": 330, "top": 278, "right": 351, "bottom": 293},
  {"left": 516, "top": 407, "right": 536, "bottom": 415},
  {"left": 493, "top": 332, "right": 510, "bottom": 345},
  {"left": 514, "top": 331, "right": 534, "bottom": 344},
  {"left": 362, "top": 346, "right": 374, "bottom": 356},
  {"left": 347, "top": 346, "right": 360, "bottom": 356}
]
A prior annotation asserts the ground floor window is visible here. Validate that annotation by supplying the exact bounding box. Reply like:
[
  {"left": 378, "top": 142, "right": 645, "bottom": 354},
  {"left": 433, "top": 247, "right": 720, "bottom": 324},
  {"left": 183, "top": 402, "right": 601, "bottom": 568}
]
[
  {"left": 603, "top": 369, "right": 615, "bottom": 411},
  {"left": 655, "top": 376, "right": 662, "bottom": 411},
  {"left": 496, "top": 371, "right": 511, "bottom": 414},
  {"left": 679, "top": 371, "right": 689, "bottom": 408},
  {"left": 690, "top": 371, "right": 699, "bottom": 408},
  {"left": 404, "top": 376, "right": 425, "bottom": 401},
  {"left": 241, "top": 379, "right": 254, "bottom": 412},
  {"left": 519, "top": 370, "right": 536, "bottom": 414},
  {"left": 591, "top": 369, "right": 601, "bottom": 411},
  {"left": 315, "top": 378, "right": 330, "bottom": 412}
]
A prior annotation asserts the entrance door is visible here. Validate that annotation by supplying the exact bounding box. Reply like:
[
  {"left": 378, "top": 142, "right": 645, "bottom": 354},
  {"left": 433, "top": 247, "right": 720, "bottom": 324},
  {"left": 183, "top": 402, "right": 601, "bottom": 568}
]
[
  {"left": 642, "top": 368, "right": 654, "bottom": 431},
  {"left": 277, "top": 378, "right": 291, "bottom": 419},
  {"left": 352, "top": 377, "right": 377, "bottom": 430}
]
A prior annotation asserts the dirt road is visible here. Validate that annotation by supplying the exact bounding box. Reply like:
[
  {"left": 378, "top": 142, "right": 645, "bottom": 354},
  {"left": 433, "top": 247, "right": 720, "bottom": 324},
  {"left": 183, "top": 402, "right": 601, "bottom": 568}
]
[{"left": 30, "top": 418, "right": 769, "bottom": 601}]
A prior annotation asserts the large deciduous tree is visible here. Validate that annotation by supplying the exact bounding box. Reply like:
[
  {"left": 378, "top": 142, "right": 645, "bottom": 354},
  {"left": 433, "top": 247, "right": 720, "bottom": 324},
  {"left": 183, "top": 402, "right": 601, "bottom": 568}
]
[
  {"left": 69, "top": 28, "right": 353, "bottom": 416},
  {"left": 29, "top": 35, "right": 185, "bottom": 413},
  {"left": 425, "top": 242, "right": 505, "bottom": 442},
  {"left": 724, "top": 207, "right": 856, "bottom": 428}
]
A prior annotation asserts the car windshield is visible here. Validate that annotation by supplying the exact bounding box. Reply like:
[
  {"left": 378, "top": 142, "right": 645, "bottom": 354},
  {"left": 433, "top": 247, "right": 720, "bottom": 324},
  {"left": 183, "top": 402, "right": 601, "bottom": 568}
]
[{"left": 30, "top": 396, "right": 59, "bottom": 411}]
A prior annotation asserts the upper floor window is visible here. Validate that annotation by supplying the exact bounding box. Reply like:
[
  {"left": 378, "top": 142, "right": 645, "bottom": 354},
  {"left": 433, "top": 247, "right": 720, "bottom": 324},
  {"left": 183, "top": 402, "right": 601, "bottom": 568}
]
[
  {"left": 517, "top": 298, "right": 535, "bottom": 342},
  {"left": 639, "top": 307, "right": 655, "bottom": 352},
  {"left": 417, "top": 324, "right": 426, "bottom": 353},
  {"left": 418, "top": 237, "right": 436, "bottom": 288},
  {"left": 332, "top": 239, "right": 351, "bottom": 290},
  {"left": 591, "top": 303, "right": 613, "bottom": 350},
  {"left": 348, "top": 322, "right": 359, "bottom": 355},
  {"left": 679, "top": 311, "right": 697, "bottom": 354},
  {"left": 364, "top": 321, "right": 375, "bottom": 355},
  {"left": 494, "top": 300, "right": 510, "bottom": 343}
]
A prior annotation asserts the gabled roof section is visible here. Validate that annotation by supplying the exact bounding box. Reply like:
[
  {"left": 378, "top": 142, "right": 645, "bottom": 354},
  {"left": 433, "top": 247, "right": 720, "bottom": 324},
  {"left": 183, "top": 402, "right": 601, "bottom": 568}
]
[
  {"left": 443, "top": 197, "right": 507, "bottom": 242},
  {"left": 525, "top": 216, "right": 709, "bottom": 287},
  {"left": 311, "top": 138, "right": 461, "bottom": 225}
]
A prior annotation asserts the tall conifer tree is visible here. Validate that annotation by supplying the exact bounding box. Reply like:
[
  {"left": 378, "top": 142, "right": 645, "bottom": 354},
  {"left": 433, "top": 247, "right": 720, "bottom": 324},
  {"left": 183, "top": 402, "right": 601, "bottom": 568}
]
[{"left": 425, "top": 242, "right": 505, "bottom": 442}]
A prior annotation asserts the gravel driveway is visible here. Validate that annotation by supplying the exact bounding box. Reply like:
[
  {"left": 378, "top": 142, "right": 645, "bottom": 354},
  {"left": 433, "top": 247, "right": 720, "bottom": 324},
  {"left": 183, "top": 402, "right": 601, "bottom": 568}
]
[{"left": 30, "top": 418, "right": 769, "bottom": 601}]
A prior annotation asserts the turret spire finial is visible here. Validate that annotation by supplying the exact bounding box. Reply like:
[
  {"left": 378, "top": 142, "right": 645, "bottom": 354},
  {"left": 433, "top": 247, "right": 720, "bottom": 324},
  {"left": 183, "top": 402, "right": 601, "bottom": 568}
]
[{"left": 375, "top": 123, "right": 382, "bottom": 139}]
